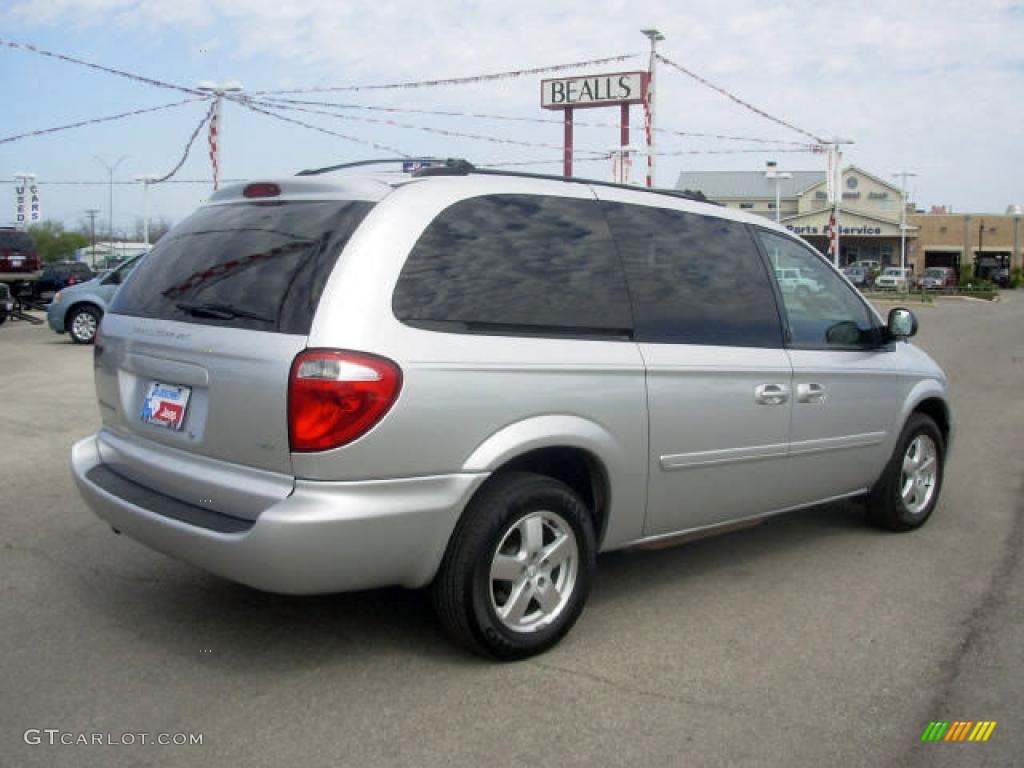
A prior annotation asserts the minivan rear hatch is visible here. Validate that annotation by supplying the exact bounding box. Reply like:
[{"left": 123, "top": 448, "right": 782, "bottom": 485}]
[{"left": 97, "top": 197, "right": 375, "bottom": 486}]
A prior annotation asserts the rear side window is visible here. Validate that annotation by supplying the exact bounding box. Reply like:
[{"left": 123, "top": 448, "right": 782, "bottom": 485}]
[
  {"left": 111, "top": 201, "right": 374, "bottom": 334},
  {"left": 393, "top": 194, "right": 633, "bottom": 337},
  {"left": 601, "top": 202, "right": 783, "bottom": 347},
  {"left": 0, "top": 231, "right": 36, "bottom": 252}
]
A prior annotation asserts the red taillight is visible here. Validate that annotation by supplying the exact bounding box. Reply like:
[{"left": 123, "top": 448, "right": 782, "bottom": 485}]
[
  {"left": 68, "top": 276, "right": 77, "bottom": 285},
  {"left": 288, "top": 349, "right": 402, "bottom": 452},
  {"left": 243, "top": 182, "right": 281, "bottom": 199}
]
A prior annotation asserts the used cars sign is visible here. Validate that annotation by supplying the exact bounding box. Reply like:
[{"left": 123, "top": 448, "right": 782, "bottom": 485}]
[{"left": 541, "top": 71, "right": 648, "bottom": 110}]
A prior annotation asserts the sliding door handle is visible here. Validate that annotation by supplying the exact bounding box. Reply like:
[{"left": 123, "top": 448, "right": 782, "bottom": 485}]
[{"left": 755, "top": 383, "right": 790, "bottom": 405}]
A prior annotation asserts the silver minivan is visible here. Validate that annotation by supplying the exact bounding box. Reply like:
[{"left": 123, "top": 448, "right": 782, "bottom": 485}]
[{"left": 71, "top": 161, "right": 952, "bottom": 659}]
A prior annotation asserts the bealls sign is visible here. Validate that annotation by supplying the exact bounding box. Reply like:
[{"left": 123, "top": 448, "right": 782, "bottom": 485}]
[{"left": 541, "top": 71, "right": 647, "bottom": 110}]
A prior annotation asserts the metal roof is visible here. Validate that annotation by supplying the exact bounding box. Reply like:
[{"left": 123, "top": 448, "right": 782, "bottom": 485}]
[{"left": 675, "top": 170, "right": 824, "bottom": 200}]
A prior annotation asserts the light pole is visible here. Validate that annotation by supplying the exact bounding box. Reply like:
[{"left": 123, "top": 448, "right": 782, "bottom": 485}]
[
  {"left": 893, "top": 171, "right": 917, "bottom": 272},
  {"left": 135, "top": 175, "right": 158, "bottom": 245},
  {"left": 85, "top": 209, "right": 99, "bottom": 268},
  {"left": 197, "top": 80, "right": 243, "bottom": 190},
  {"left": 640, "top": 29, "right": 664, "bottom": 189},
  {"left": 95, "top": 155, "right": 130, "bottom": 248},
  {"left": 14, "top": 172, "right": 37, "bottom": 230},
  {"left": 765, "top": 162, "right": 792, "bottom": 224}
]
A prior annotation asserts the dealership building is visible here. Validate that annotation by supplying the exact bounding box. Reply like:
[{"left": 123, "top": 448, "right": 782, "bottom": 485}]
[
  {"left": 676, "top": 164, "right": 915, "bottom": 268},
  {"left": 677, "top": 164, "right": 1023, "bottom": 279}
]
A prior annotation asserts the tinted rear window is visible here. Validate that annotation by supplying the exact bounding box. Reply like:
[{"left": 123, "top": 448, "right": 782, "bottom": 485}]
[
  {"left": 0, "top": 231, "right": 35, "bottom": 252},
  {"left": 393, "top": 194, "right": 633, "bottom": 337},
  {"left": 111, "top": 201, "right": 374, "bottom": 334},
  {"left": 601, "top": 202, "right": 783, "bottom": 347}
]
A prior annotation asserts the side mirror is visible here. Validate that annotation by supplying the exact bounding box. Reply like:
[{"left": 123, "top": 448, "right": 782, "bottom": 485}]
[{"left": 887, "top": 307, "right": 918, "bottom": 341}]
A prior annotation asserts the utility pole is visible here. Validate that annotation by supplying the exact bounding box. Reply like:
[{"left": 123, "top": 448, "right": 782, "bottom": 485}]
[
  {"left": 826, "top": 137, "right": 854, "bottom": 267},
  {"left": 893, "top": 171, "right": 918, "bottom": 272},
  {"left": 94, "top": 155, "right": 130, "bottom": 251},
  {"left": 85, "top": 209, "right": 99, "bottom": 268},
  {"left": 641, "top": 29, "right": 664, "bottom": 189},
  {"left": 197, "top": 80, "right": 243, "bottom": 191},
  {"left": 135, "top": 175, "right": 158, "bottom": 245}
]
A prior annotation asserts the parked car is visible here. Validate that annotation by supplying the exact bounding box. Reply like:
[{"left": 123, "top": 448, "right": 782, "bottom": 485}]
[
  {"left": 33, "top": 261, "right": 96, "bottom": 301},
  {"left": 875, "top": 267, "right": 914, "bottom": 291},
  {"left": 0, "top": 228, "right": 41, "bottom": 297},
  {"left": 841, "top": 265, "right": 868, "bottom": 288},
  {"left": 917, "top": 267, "right": 956, "bottom": 290},
  {"left": 0, "top": 282, "right": 14, "bottom": 324},
  {"left": 70, "top": 163, "right": 952, "bottom": 659},
  {"left": 774, "top": 267, "right": 823, "bottom": 298},
  {"left": 991, "top": 267, "right": 1010, "bottom": 289},
  {"left": 47, "top": 255, "right": 142, "bottom": 343}
]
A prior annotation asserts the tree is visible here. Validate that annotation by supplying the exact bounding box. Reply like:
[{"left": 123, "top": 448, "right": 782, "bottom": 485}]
[{"left": 26, "top": 221, "right": 89, "bottom": 263}]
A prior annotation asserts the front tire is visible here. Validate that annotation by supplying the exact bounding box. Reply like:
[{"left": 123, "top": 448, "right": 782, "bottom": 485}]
[
  {"left": 866, "top": 414, "right": 945, "bottom": 531},
  {"left": 68, "top": 305, "right": 101, "bottom": 344},
  {"left": 432, "top": 472, "right": 596, "bottom": 660}
]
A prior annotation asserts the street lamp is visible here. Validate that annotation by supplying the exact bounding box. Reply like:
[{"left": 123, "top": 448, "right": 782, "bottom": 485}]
[
  {"left": 893, "top": 171, "right": 917, "bottom": 272},
  {"left": 197, "top": 80, "right": 243, "bottom": 191},
  {"left": 135, "top": 175, "right": 158, "bottom": 245},
  {"left": 95, "top": 155, "right": 130, "bottom": 248},
  {"left": 765, "top": 162, "right": 792, "bottom": 224}
]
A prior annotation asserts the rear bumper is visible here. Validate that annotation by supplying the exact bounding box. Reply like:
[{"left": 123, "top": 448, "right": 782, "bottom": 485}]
[
  {"left": 71, "top": 434, "right": 488, "bottom": 594},
  {"left": 0, "top": 270, "right": 41, "bottom": 284}
]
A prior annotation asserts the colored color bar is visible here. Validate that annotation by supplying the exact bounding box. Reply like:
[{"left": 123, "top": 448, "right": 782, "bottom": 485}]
[
  {"left": 981, "top": 721, "right": 997, "bottom": 742},
  {"left": 930, "top": 722, "right": 950, "bottom": 742},
  {"left": 943, "top": 721, "right": 961, "bottom": 741}
]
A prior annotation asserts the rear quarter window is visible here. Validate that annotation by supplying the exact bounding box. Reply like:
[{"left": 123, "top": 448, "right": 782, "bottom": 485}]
[
  {"left": 393, "top": 194, "right": 633, "bottom": 337},
  {"left": 111, "top": 200, "right": 374, "bottom": 334}
]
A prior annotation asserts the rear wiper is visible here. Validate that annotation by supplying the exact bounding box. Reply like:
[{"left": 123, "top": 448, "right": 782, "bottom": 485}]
[{"left": 175, "top": 301, "right": 274, "bottom": 324}]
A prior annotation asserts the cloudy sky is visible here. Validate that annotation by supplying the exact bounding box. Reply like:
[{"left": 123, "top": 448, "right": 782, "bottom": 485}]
[{"left": 2, "top": 0, "right": 1022, "bottom": 233}]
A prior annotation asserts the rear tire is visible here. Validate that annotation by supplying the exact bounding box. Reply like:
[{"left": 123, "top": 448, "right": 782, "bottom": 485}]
[
  {"left": 866, "top": 413, "right": 945, "bottom": 531},
  {"left": 68, "top": 305, "right": 101, "bottom": 344},
  {"left": 432, "top": 471, "right": 596, "bottom": 660}
]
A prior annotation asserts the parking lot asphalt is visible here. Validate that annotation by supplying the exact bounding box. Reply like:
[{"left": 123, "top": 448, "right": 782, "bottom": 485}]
[{"left": 2, "top": 295, "right": 1022, "bottom": 768}]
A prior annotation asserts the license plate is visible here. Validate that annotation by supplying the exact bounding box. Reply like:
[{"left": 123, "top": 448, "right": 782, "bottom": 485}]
[
  {"left": 141, "top": 382, "right": 192, "bottom": 430},
  {"left": 10, "top": 258, "right": 23, "bottom": 267}
]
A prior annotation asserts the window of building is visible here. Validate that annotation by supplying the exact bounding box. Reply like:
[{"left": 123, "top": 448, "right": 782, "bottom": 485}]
[
  {"left": 601, "top": 202, "right": 783, "bottom": 347},
  {"left": 758, "top": 230, "right": 879, "bottom": 349},
  {"left": 392, "top": 194, "right": 633, "bottom": 337},
  {"left": 739, "top": 203, "right": 754, "bottom": 210}
]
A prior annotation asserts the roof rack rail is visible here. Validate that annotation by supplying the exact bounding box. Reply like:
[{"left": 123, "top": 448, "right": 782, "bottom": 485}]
[
  {"left": 411, "top": 160, "right": 717, "bottom": 205},
  {"left": 295, "top": 157, "right": 456, "bottom": 176}
]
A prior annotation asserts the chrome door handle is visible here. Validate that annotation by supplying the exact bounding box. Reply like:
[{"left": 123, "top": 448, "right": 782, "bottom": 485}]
[
  {"left": 754, "top": 383, "right": 790, "bottom": 405},
  {"left": 796, "top": 382, "right": 827, "bottom": 404}
]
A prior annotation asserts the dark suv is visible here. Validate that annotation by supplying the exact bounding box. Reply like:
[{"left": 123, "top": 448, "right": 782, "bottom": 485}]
[
  {"left": 0, "top": 228, "right": 41, "bottom": 296},
  {"left": 33, "top": 262, "right": 95, "bottom": 301}
]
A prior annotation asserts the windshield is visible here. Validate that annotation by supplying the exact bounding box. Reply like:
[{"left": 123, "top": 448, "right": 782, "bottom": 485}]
[
  {"left": 924, "top": 269, "right": 945, "bottom": 277},
  {"left": 111, "top": 200, "right": 374, "bottom": 334}
]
